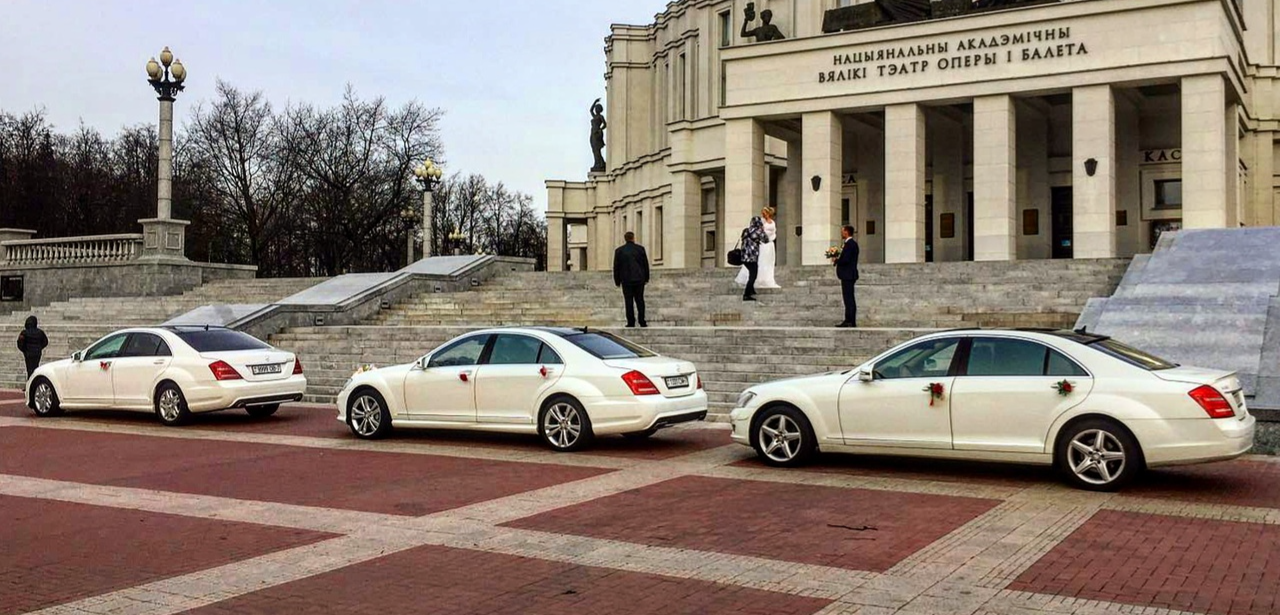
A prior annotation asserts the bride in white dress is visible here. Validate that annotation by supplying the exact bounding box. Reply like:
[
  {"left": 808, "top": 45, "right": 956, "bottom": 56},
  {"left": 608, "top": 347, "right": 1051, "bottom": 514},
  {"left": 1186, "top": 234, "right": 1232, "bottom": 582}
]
[{"left": 736, "top": 207, "right": 781, "bottom": 289}]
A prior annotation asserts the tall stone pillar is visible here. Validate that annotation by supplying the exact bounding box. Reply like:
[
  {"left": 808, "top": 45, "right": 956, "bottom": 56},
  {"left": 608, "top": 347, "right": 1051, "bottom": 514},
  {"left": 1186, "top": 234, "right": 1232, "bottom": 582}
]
[
  {"left": 594, "top": 207, "right": 615, "bottom": 272},
  {"left": 973, "top": 95, "right": 1018, "bottom": 261},
  {"left": 802, "top": 111, "right": 843, "bottom": 265},
  {"left": 140, "top": 97, "right": 188, "bottom": 260},
  {"left": 1182, "top": 75, "right": 1233, "bottom": 229},
  {"left": 1253, "top": 131, "right": 1276, "bottom": 227},
  {"left": 783, "top": 139, "right": 804, "bottom": 267},
  {"left": 724, "top": 118, "right": 766, "bottom": 263},
  {"left": 884, "top": 104, "right": 926, "bottom": 264},
  {"left": 1073, "top": 85, "right": 1117, "bottom": 258},
  {"left": 546, "top": 214, "right": 566, "bottom": 271},
  {"left": 667, "top": 171, "right": 703, "bottom": 269}
]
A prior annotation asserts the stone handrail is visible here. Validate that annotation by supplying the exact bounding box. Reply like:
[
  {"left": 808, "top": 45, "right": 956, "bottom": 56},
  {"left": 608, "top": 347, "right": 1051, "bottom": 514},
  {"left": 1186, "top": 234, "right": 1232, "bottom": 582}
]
[{"left": 1, "top": 234, "right": 144, "bottom": 265}]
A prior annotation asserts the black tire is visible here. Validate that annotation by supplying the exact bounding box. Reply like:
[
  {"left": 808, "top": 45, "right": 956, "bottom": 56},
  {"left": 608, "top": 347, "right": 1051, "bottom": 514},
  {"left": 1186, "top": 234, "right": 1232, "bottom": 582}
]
[
  {"left": 752, "top": 405, "right": 816, "bottom": 467},
  {"left": 29, "top": 378, "right": 64, "bottom": 417},
  {"left": 154, "top": 383, "right": 192, "bottom": 427},
  {"left": 246, "top": 404, "right": 280, "bottom": 418},
  {"left": 539, "top": 396, "right": 594, "bottom": 452},
  {"left": 621, "top": 428, "right": 659, "bottom": 441},
  {"left": 347, "top": 389, "right": 392, "bottom": 440},
  {"left": 1055, "top": 418, "right": 1144, "bottom": 492}
]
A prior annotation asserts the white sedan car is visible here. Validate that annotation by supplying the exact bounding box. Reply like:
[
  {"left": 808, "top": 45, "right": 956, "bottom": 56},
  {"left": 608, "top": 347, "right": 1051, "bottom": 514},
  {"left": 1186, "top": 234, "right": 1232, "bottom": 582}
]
[
  {"left": 337, "top": 327, "right": 708, "bottom": 451},
  {"left": 730, "top": 329, "right": 1255, "bottom": 491},
  {"left": 27, "top": 326, "right": 307, "bottom": 426}
]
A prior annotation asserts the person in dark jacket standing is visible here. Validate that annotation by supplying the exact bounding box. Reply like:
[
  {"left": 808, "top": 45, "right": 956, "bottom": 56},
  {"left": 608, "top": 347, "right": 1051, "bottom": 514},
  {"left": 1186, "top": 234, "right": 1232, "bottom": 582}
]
[
  {"left": 740, "top": 216, "right": 767, "bottom": 301},
  {"left": 16, "top": 315, "right": 48, "bottom": 380},
  {"left": 613, "top": 232, "right": 650, "bottom": 328},
  {"left": 834, "top": 225, "right": 860, "bottom": 328}
]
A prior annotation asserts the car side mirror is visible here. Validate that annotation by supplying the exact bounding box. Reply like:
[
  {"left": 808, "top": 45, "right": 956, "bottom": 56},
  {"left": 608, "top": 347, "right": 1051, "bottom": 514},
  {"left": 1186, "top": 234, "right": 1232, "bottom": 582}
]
[
  {"left": 415, "top": 357, "right": 429, "bottom": 371},
  {"left": 858, "top": 367, "right": 874, "bottom": 383},
  {"left": 72, "top": 351, "right": 83, "bottom": 363}
]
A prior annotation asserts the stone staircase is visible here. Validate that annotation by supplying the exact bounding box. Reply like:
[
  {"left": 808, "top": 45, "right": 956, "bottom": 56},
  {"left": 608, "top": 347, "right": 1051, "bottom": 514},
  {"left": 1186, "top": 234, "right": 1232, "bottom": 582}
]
[
  {"left": 0, "top": 277, "right": 326, "bottom": 391},
  {"left": 270, "top": 259, "right": 1129, "bottom": 418},
  {"left": 370, "top": 259, "right": 1130, "bottom": 329}
]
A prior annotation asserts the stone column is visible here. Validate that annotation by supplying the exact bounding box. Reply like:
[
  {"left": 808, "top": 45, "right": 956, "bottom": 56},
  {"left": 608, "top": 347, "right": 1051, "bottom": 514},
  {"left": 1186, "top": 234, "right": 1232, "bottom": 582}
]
[
  {"left": 422, "top": 189, "right": 434, "bottom": 258},
  {"left": 157, "top": 99, "right": 174, "bottom": 220},
  {"left": 667, "top": 171, "right": 703, "bottom": 269},
  {"left": 1253, "top": 131, "right": 1276, "bottom": 227},
  {"left": 973, "top": 95, "right": 1018, "bottom": 261},
  {"left": 1182, "top": 75, "right": 1233, "bottom": 229},
  {"left": 546, "top": 214, "right": 566, "bottom": 272},
  {"left": 140, "top": 96, "right": 189, "bottom": 260},
  {"left": 1073, "top": 85, "right": 1117, "bottom": 258},
  {"left": 884, "top": 104, "right": 926, "bottom": 264},
  {"left": 724, "top": 118, "right": 766, "bottom": 263},
  {"left": 802, "top": 111, "right": 843, "bottom": 265},
  {"left": 783, "top": 139, "right": 804, "bottom": 267}
]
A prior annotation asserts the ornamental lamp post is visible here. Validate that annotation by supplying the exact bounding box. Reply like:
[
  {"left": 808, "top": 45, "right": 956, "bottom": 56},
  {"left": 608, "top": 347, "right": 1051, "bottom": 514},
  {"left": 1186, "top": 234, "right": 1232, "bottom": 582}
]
[
  {"left": 413, "top": 159, "right": 444, "bottom": 258},
  {"left": 448, "top": 230, "right": 465, "bottom": 256},
  {"left": 142, "top": 46, "right": 190, "bottom": 259}
]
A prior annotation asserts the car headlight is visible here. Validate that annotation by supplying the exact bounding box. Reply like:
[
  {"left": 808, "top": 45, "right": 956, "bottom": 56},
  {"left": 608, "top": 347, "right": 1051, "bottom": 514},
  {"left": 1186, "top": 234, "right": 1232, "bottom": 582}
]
[{"left": 736, "top": 391, "right": 757, "bottom": 408}]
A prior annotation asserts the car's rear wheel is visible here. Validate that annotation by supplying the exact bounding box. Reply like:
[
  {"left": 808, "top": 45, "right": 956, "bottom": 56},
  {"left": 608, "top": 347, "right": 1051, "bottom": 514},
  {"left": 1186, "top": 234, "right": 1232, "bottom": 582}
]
[
  {"left": 752, "top": 405, "right": 816, "bottom": 467},
  {"left": 246, "top": 404, "right": 280, "bottom": 418},
  {"left": 1057, "top": 418, "right": 1143, "bottom": 491},
  {"left": 30, "top": 379, "right": 63, "bottom": 417},
  {"left": 348, "top": 390, "right": 392, "bottom": 440},
  {"left": 155, "top": 383, "right": 192, "bottom": 427},
  {"left": 539, "top": 397, "right": 594, "bottom": 452}
]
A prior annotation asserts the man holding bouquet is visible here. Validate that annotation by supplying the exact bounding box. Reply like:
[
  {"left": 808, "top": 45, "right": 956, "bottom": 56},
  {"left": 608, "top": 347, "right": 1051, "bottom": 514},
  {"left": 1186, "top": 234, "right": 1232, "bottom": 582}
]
[{"left": 833, "top": 225, "right": 860, "bottom": 328}]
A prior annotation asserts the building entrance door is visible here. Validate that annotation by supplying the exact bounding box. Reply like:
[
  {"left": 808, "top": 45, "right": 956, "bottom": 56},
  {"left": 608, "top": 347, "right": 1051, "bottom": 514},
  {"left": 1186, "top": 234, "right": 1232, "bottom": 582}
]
[
  {"left": 1051, "top": 187, "right": 1074, "bottom": 259},
  {"left": 924, "top": 195, "right": 935, "bottom": 263}
]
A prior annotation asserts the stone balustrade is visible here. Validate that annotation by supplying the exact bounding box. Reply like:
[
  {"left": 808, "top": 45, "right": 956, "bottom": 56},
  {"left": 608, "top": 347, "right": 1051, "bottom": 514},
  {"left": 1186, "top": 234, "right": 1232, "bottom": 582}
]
[{"left": 1, "top": 234, "right": 144, "bottom": 266}]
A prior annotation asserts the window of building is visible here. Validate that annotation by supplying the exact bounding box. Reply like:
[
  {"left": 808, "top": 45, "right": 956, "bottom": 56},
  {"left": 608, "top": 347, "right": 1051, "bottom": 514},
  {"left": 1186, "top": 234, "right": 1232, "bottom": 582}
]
[
  {"left": 704, "top": 230, "right": 717, "bottom": 253},
  {"left": 719, "top": 11, "right": 732, "bottom": 47},
  {"left": 1153, "top": 179, "right": 1182, "bottom": 210},
  {"left": 1022, "top": 209, "right": 1040, "bottom": 236},
  {"left": 702, "top": 187, "right": 717, "bottom": 215},
  {"left": 678, "top": 53, "right": 687, "bottom": 120},
  {"left": 636, "top": 211, "right": 644, "bottom": 243},
  {"left": 719, "top": 62, "right": 727, "bottom": 108},
  {"left": 654, "top": 206, "right": 664, "bottom": 261}
]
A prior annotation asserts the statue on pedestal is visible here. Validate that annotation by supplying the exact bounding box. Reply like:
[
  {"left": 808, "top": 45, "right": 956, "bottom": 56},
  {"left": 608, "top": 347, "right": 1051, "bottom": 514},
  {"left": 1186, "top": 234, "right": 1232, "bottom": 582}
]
[
  {"left": 741, "top": 3, "right": 786, "bottom": 43},
  {"left": 590, "top": 98, "right": 607, "bottom": 173}
]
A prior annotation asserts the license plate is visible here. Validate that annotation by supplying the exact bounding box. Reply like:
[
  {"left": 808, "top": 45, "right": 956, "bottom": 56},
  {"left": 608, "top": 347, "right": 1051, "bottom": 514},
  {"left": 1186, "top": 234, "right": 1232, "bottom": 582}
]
[
  {"left": 665, "top": 375, "right": 689, "bottom": 389},
  {"left": 251, "top": 364, "right": 282, "bottom": 376}
]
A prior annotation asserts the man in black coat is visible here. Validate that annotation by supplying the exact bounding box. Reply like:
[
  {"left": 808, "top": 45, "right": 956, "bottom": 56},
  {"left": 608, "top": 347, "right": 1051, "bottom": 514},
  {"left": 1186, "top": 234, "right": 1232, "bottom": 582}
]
[
  {"left": 613, "top": 232, "right": 650, "bottom": 328},
  {"left": 834, "top": 226, "right": 860, "bottom": 328},
  {"left": 16, "top": 315, "right": 48, "bottom": 380}
]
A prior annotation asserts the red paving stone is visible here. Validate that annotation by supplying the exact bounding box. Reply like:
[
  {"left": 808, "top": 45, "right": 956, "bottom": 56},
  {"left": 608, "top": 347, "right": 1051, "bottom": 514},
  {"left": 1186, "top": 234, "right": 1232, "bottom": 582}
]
[
  {"left": 1011, "top": 510, "right": 1280, "bottom": 615},
  {"left": 0, "top": 427, "right": 609, "bottom": 516},
  {"left": 505, "top": 475, "right": 1000, "bottom": 572},
  {"left": 733, "top": 454, "right": 1052, "bottom": 488},
  {"left": 180, "top": 543, "right": 831, "bottom": 615},
  {"left": 1124, "top": 460, "right": 1280, "bottom": 510},
  {"left": 0, "top": 495, "right": 333, "bottom": 614}
]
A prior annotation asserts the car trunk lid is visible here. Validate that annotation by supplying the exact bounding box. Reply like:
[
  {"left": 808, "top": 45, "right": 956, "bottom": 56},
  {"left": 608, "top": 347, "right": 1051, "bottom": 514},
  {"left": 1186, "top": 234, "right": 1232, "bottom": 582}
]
[
  {"left": 1155, "top": 367, "right": 1248, "bottom": 418},
  {"left": 605, "top": 357, "right": 698, "bottom": 398},
  {"left": 201, "top": 349, "right": 297, "bottom": 383}
]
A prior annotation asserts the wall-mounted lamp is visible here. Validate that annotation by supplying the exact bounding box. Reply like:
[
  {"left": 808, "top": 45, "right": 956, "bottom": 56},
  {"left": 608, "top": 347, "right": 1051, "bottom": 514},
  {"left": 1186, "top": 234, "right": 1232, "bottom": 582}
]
[
  {"left": 1085, "top": 158, "right": 1099, "bottom": 177},
  {"left": 811, "top": 175, "right": 822, "bottom": 192},
  {"left": 795, "top": 226, "right": 803, "bottom": 237}
]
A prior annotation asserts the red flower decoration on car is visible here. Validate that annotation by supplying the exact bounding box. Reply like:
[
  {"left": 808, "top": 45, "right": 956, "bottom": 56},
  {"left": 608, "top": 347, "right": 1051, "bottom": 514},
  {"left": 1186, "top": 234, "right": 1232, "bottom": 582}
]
[
  {"left": 923, "top": 382, "right": 945, "bottom": 406},
  {"left": 1055, "top": 380, "right": 1074, "bottom": 396}
]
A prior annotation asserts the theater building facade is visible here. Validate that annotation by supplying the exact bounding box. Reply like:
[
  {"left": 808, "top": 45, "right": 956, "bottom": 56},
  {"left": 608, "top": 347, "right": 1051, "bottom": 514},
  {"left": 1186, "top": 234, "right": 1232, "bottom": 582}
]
[{"left": 546, "top": 0, "right": 1278, "bottom": 271}]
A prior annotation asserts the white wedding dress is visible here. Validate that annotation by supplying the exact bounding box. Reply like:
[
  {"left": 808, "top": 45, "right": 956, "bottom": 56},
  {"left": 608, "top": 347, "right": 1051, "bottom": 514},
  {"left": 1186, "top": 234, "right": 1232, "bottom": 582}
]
[{"left": 735, "top": 219, "right": 781, "bottom": 289}]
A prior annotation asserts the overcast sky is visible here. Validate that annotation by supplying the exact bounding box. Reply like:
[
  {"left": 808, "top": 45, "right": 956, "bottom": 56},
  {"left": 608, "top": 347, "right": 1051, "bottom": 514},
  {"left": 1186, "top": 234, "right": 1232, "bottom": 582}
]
[{"left": 0, "top": 0, "right": 666, "bottom": 213}]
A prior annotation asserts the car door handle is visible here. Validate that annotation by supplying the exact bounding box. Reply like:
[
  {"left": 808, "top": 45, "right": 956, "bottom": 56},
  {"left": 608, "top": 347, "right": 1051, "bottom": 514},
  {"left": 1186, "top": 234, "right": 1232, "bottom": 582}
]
[
  {"left": 152, "top": 359, "right": 166, "bottom": 365},
  {"left": 539, "top": 366, "right": 557, "bottom": 378}
]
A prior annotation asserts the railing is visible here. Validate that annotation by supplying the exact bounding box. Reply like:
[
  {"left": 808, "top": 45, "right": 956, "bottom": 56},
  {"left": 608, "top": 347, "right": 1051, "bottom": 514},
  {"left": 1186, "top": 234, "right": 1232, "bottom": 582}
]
[{"left": 1, "top": 234, "right": 144, "bottom": 266}]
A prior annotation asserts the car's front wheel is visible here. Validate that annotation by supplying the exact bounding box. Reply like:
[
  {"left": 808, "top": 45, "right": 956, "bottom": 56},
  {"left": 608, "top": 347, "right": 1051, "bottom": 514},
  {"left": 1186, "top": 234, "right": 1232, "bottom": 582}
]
[
  {"left": 752, "top": 405, "right": 816, "bottom": 467},
  {"left": 539, "top": 397, "right": 594, "bottom": 452},
  {"left": 347, "top": 390, "right": 392, "bottom": 440},
  {"left": 1057, "top": 418, "right": 1143, "bottom": 491},
  {"left": 30, "top": 379, "right": 63, "bottom": 417},
  {"left": 246, "top": 404, "right": 280, "bottom": 418},
  {"left": 155, "top": 383, "right": 192, "bottom": 427}
]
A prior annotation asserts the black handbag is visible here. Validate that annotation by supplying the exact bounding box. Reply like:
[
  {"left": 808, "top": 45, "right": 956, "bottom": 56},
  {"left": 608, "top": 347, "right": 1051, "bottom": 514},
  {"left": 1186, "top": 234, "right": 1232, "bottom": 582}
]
[{"left": 727, "top": 234, "right": 744, "bottom": 266}]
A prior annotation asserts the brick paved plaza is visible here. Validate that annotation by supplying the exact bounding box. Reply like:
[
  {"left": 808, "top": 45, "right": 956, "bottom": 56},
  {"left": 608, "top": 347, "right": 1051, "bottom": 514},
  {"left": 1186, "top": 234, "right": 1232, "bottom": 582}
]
[{"left": 2, "top": 390, "right": 1278, "bottom": 615}]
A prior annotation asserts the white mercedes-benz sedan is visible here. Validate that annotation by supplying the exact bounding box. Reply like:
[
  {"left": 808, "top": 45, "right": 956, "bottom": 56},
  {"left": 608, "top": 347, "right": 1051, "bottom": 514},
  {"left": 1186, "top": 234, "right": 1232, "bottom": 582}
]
[
  {"left": 337, "top": 327, "right": 708, "bottom": 451},
  {"left": 729, "top": 329, "right": 1256, "bottom": 491},
  {"left": 26, "top": 326, "right": 306, "bottom": 426}
]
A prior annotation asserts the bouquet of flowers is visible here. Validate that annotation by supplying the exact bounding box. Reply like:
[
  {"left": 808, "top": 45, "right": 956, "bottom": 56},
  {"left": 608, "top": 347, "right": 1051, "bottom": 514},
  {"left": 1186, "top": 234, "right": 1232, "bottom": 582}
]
[
  {"left": 923, "top": 382, "right": 945, "bottom": 406},
  {"left": 352, "top": 364, "right": 377, "bottom": 378},
  {"left": 1054, "top": 380, "right": 1074, "bottom": 396},
  {"left": 825, "top": 246, "right": 842, "bottom": 260}
]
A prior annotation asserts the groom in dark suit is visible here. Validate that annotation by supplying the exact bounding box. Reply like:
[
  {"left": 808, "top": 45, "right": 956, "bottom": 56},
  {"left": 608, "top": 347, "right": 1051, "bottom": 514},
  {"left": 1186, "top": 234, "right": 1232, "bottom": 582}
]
[{"left": 835, "top": 225, "right": 860, "bottom": 328}]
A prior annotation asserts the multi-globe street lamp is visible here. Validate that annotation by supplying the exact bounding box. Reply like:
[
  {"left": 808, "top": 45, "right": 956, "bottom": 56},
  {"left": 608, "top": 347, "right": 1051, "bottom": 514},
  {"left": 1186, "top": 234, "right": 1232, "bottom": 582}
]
[
  {"left": 145, "top": 47, "right": 185, "bottom": 221},
  {"left": 413, "top": 159, "right": 444, "bottom": 259},
  {"left": 448, "top": 230, "right": 466, "bottom": 256}
]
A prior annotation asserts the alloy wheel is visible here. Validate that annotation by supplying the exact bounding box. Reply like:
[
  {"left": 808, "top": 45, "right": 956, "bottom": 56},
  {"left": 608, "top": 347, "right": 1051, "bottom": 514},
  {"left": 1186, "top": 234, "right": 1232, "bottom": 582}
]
[
  {"left": 759, "top": 414, "right": 803, "bottom": 463},
  {"left": 543, "top": 402, "right": 582, "bottom": 449},
  {"left": 1067, "top": 429, "right": 1127, "bottom": 486},
  {"left": 158, "top": 389, "right": 183, "bottom": 423},
  {"left": 350, "top": 396, "right": 382, "bottom": 437},
  {"left": 33, "top": 383, "right": 53, "bottom": 414}
]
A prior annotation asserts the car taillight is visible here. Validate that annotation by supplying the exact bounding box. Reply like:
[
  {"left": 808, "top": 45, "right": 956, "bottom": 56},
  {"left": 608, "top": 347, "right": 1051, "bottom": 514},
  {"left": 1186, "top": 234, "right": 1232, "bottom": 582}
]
[
  {"left": 209, "top": 360, "right": 242, "bottom": 381},
  {"left": 293, "top": 358, "right": 304, "bottom": 375},
  {"left": 1189, "top": 385, "right": 1234, "bottom": 419},
  {"left": 622, "top": 370, "right": 660, "bottom": 396},
  {"left": 697, "top": 375, "right": 703, "bottom": 390}
]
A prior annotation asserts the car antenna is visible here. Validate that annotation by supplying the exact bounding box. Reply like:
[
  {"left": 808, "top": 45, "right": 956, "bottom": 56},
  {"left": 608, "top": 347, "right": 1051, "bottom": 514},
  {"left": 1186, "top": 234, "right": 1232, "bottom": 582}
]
[{"left": 1074, "top": 326, "right": 1088, "bottom": 335}]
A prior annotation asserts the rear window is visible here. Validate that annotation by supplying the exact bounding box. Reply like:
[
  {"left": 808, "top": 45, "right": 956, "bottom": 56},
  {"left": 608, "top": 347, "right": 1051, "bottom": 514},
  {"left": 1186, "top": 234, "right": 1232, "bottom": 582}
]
[
  {"left": 562, "top": 332, "right": 655, "bottom": 360},
  {"left": 1090, "top": 338, "right": 1178, "bottom": 371},
  {"left": 173, "top": 329, "right": 272, "bottom": 352}
]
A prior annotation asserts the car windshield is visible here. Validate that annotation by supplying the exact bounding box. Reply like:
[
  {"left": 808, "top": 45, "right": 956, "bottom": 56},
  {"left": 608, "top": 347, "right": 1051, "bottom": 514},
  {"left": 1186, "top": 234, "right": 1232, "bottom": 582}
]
[
  {"left": 1089, "top": 338, "right": 1178, "bottom": 371},
  {"left": 562, "top": 331, "right": 655, "bottom": 360},
  {"left": 173, "top": 329, "right": 272, "bottom": 352}
]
